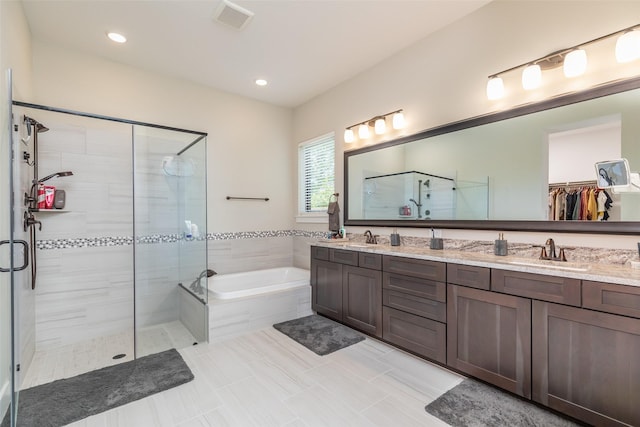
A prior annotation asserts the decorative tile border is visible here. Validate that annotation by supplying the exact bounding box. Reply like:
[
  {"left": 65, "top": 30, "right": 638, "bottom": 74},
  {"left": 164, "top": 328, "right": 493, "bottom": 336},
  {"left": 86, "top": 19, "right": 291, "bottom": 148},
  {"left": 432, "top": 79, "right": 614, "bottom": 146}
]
[
  {"left": 35, "top": 230, "right": 636, "bottom": 265},
  {"left": 36, "top": 230, "right": 328, "bottom": 250}
]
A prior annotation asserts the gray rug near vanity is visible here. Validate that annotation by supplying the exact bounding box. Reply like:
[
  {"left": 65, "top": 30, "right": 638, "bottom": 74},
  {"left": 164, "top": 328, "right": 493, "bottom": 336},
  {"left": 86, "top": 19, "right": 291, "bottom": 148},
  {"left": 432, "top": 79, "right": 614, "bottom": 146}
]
[
  {"left": 426, "top": 378, "right": 581, "bottom": 427},
  {"left": 273, "top": 314, "right": 365, "bottom": 355}
]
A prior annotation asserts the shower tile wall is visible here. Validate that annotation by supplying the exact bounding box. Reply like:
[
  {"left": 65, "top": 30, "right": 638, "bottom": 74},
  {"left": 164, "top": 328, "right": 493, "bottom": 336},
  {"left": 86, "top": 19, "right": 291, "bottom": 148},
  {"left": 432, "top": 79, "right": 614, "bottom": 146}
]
[{"left": 34, "top": 114, "right": 135, "bottom": 350}]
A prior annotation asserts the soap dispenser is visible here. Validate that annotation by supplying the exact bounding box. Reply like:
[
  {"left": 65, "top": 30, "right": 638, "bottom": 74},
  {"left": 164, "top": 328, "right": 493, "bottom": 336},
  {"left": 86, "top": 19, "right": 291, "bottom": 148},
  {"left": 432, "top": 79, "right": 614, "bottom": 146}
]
[
  {"left": 390, "top": 229, "right": 400, "bottom": 246},
  {"left": 494, "top": 233, "right": 508, "bottom": 256}
]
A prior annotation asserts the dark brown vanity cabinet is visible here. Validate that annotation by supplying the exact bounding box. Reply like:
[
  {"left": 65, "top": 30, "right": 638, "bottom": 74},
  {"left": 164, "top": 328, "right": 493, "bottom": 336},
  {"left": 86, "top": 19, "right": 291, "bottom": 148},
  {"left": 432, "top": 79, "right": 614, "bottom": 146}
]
[
  {"left": 447, "top": 284, "right": 532, "bottom": 398},
  {"left": 311, "top": 249, "right": 343, "bottom": 320},
  {"left": 382, "top": 256, "right": 447, "bottom": 363},
  {"left": 310, "top": 246, "right": 382, "bottom": 337},
  {"left": 533, "top": 300, "right": 640, "bottom": 427}
]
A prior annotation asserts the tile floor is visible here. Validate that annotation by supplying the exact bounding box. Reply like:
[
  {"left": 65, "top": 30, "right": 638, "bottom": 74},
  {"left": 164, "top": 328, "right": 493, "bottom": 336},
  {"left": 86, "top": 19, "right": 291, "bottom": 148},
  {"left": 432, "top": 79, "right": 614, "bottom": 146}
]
[{"left": 49, "top": 326, "right": 463, "bottom": 426}]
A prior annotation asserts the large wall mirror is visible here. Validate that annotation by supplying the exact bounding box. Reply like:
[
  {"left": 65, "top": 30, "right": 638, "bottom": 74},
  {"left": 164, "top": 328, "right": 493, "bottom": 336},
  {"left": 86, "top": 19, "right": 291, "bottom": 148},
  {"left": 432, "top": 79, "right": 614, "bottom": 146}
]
[{"left": 345, "top": 77, "right": 640, "bottom": 234}]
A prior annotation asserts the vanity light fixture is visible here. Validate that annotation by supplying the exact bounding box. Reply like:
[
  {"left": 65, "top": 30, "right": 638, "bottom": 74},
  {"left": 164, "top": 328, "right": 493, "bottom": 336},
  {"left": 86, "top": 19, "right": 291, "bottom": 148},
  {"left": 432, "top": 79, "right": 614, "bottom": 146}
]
[
  {"left": 487, "top": 23, "right": 640, "bottom": 100},
  {"left": 344, "top": 109, "right": 404, "bottom": 143},
  {"left": 616, "top": 29, "right": 640, "bottom": 63},
  {"left": 486, "top": 76, "right": 505, "bottom": 100},
  {"left": 358, "top": 123, "right": 370, "bottom": 139},
  {"left": 521, "top": 64, "right": 542, "bottom": 90},
  {"left": 107, "top": 32, "right": 127, "bottom": 43},
  {"left": 255, "top": 78, "right": 268, "bottom": 86},
  {"left": 563, "top": 49, "right": 587, "bottom": 78}
]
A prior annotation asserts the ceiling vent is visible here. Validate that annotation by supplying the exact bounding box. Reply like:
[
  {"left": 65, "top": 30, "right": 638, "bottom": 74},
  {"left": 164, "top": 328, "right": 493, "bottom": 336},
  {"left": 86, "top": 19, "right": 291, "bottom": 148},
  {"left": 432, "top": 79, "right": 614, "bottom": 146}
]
[{"left": 213, "top": 0, "right": 254, "bottom": 31}]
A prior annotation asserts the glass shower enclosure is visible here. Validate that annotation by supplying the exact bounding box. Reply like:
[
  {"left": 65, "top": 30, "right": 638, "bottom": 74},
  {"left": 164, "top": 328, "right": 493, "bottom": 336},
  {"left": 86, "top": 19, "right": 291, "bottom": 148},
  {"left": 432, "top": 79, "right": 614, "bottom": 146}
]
[
  {"left": 3, "top": 100, "right": 208, "bottom": 427},
  {"left": 133, "top": 126, "right": 208, "bottom": 357}
]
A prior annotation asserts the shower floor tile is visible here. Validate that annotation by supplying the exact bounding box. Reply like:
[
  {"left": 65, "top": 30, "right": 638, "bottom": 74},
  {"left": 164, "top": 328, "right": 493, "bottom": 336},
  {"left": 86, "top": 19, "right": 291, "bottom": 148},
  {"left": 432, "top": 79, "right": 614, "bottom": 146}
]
[{"left": 21, "top": 320, "right": 198, "bottom": 389}]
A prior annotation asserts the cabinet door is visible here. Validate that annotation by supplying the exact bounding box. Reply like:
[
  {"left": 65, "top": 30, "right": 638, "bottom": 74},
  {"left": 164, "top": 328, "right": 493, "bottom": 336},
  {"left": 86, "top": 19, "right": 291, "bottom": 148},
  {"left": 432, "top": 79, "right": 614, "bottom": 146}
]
[
  {"left": 447, "top": 285, "right": 531, "bottom": 398},
  {"left": 532, "top": 301, "right": 640, "bottom": 427},
  {"left": 383, "top": 306, "right": 446, "bottom": 363},
  {"left": 342, "top": 265, "right": 382, "bottom": 337},
  {"left": 311, "top": 259, "right": 343, "bottom": 321}
]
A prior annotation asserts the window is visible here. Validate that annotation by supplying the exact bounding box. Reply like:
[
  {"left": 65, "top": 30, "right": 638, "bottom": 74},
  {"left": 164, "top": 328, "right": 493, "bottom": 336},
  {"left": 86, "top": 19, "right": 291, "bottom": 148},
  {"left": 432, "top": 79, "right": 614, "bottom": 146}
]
[{"left": 298, "top": 133, "right": 335, "bottom": 217}]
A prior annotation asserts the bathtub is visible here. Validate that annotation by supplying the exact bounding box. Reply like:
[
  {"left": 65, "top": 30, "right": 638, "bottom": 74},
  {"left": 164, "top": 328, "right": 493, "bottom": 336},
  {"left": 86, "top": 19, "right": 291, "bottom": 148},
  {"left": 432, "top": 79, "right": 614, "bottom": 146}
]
[
  {"left": 209, "top": 267, "right": 310, "bottom": 300},
  {"left": 207, "top": 267, "right": 312, "bottom": 342}
]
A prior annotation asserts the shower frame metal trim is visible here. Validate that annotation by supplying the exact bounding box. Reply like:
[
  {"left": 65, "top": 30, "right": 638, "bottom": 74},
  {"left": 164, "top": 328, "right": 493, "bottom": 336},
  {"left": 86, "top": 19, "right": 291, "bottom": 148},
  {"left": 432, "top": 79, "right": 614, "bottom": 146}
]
[{"left": 11, "top": 101, "right": 207, "bottom": 137}]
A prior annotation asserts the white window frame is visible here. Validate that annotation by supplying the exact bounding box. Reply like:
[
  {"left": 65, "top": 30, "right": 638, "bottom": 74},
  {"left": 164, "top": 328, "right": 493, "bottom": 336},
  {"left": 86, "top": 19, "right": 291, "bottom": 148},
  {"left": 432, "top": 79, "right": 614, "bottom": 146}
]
[{"left": 297, "top": 132, "right": 335, "bottom": 223}]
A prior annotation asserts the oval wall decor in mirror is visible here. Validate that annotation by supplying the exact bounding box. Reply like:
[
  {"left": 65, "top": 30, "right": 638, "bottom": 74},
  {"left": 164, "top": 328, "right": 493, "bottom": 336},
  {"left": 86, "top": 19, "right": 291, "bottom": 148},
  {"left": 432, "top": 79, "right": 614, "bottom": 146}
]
[{"left": 344, "top": 77, "right": 640, "bottom": 234}]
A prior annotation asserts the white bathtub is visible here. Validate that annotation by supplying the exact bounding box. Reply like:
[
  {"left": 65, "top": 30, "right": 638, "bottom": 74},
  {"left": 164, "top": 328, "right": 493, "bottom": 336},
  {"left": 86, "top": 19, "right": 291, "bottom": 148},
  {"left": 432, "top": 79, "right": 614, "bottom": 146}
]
[
  {"left": 207, "top": 267, "right": 312, "bottom": 342},
  {"left": 208, "top": 267, "right": 310, "bottom": 299}
]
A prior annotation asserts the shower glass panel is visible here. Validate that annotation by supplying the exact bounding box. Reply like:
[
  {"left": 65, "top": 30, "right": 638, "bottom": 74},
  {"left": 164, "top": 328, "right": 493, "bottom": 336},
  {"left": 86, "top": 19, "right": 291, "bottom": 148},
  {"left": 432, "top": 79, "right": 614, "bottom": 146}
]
[
  {"left": 1, "top": 69, "right": 17, "bottom": 427},
  {"left": 133, "top": 126, "right": 208, "bottom": 357}
]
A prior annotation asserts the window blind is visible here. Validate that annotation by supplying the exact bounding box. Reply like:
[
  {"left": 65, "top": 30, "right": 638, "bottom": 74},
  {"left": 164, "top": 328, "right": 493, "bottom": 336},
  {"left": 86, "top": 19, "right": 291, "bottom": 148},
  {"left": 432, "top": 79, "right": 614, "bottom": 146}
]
[{"left": 299, "top": 133, "right": 335, "bottom": 213}]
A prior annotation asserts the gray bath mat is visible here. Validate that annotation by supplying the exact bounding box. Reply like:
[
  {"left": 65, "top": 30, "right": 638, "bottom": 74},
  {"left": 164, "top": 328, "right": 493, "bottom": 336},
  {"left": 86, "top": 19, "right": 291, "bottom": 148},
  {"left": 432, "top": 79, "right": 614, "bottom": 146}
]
[
  {"left": 273, "top": 314, "right": 365, "bottom": 355},
  {"left": 2, "top": 348, "right": 193, "bottom": 427},
  {"left": 425, "top": 378, "right": 580, "bottom": 427}
]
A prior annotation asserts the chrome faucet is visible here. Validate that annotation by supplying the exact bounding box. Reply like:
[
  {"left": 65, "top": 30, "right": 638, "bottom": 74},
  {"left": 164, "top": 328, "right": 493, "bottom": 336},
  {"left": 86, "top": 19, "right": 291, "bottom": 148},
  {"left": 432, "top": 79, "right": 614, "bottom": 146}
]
[
  {"left": 539, "top": 238, "right": 567, "bottom": 262},
  {"left": 364, "top": 230, "right": 378, "bottom": 244}
]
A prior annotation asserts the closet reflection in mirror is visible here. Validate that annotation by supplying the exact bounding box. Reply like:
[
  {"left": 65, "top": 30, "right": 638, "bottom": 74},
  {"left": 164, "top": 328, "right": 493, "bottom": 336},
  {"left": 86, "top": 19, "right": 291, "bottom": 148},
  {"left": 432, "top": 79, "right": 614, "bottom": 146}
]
[{"left": 346, "top": 85, "right": 640, "bottom": 222}]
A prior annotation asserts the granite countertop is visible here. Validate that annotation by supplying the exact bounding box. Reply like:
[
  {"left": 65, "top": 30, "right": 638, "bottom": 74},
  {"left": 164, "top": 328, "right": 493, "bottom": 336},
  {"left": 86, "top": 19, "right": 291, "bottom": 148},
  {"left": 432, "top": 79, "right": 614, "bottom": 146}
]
[{"left": 313, "top": 240, "right": 640, "bottom": 288}]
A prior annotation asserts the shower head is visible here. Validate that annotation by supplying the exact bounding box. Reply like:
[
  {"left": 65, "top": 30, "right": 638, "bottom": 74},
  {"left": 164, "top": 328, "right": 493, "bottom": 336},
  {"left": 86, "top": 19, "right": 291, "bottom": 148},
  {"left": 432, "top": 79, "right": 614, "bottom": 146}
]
[
  {"left": 38, "top": 171, "right": 73, "bottom": 183},
  {"left": 24, "top": 116, "right": 49, "bottom": 135},
  {"left": 35, "top": 122, "right": 49, "bottom": 133}
]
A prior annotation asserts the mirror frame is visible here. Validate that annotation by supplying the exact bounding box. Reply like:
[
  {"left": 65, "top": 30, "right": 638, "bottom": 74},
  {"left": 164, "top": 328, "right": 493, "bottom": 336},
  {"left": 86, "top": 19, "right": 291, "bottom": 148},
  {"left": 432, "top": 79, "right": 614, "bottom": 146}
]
[{"left": 344, "top": 76, "right": 640, "bottom": 235}]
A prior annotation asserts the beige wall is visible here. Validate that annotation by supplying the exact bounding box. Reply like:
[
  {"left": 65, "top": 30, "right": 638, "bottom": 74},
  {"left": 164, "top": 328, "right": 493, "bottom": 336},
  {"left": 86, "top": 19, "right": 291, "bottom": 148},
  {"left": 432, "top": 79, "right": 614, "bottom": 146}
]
[
  {"left": 30, "top": 41, "right": 294, "bottom": 233},
  {"left": 293, "top": 0, "right": 640, "bottom": 250}
]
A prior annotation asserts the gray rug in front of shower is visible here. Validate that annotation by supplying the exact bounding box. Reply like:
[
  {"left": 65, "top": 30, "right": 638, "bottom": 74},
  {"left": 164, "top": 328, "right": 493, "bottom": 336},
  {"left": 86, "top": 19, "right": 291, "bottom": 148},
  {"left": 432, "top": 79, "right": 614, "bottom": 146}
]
[
  {"left": 273, "top": 314, "right": 365, "bottom": 356},
  {"left": 1, "top": 348, "right": 193, "bottom": 427},
  {"left": 425, "top": 378, "right": 581, "bottom": 427}
]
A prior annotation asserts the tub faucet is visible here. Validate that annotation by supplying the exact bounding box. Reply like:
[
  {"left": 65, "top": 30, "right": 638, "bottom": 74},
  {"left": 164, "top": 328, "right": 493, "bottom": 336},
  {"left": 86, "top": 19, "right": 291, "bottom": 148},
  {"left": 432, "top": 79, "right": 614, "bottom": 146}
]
[{"left": 189, "top": 269, "right": 217, "bottom": 294}]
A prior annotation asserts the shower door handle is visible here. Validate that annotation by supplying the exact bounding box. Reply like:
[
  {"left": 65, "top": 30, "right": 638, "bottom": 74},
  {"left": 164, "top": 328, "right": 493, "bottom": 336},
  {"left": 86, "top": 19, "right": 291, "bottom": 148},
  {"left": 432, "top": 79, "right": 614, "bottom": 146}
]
[{"left": 0, "top": 240, "right": 29, "bottom": 272}]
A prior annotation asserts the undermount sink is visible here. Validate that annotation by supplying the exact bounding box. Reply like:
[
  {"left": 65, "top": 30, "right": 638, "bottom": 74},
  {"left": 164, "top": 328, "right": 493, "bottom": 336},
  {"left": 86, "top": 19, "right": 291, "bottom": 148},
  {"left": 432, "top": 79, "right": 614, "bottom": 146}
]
[{"left": 507, "top": 260, "right": 590, "bottom": 272}]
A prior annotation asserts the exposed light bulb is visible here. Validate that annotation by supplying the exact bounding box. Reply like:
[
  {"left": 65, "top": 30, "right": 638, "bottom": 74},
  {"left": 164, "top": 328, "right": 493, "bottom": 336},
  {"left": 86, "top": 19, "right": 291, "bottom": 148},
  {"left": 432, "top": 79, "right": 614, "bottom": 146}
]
[
  {"left": 616, "top": 30, "right": 640, "bottom": 63},
  {"left": 521, "top": 64, "right": 542, "bottom": 90},
  {"left": 374, "top": 118, "right": 386, "bottom": 134},
  {"left": 107, "top": 32, "right": 127, "bottom": 43},
  {"left": 392, "top": 112, "right": 405, "bottom": 130},
  {"left": 344, "top": 128, "right": 355, "bottom": 143},
  {"left": 563, "top": 49, "right": 587, "bottom": 78},
  {"left": 358, "top": 123, "right": 370, "bottom": 139},
  {"left": 486, "top": 76, "right": 504, "bottom": 100}
]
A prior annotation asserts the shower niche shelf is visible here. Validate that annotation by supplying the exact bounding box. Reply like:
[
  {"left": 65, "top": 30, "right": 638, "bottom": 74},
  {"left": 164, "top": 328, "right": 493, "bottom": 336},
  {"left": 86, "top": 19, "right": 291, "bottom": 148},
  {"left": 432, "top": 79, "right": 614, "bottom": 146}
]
[{"left": 28, "top": 208, "right": 70, "bottom": 213}]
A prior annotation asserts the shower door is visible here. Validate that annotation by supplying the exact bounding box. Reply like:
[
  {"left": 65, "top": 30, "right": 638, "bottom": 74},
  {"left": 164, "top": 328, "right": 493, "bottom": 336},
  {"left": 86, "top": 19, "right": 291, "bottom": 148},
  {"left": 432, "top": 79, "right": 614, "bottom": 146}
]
[
  {"left": 1, "top": 69, "right": 21, "bottom": 427},
  {"left": 133, "top": 126, "right": 208, "bottom": 357}
]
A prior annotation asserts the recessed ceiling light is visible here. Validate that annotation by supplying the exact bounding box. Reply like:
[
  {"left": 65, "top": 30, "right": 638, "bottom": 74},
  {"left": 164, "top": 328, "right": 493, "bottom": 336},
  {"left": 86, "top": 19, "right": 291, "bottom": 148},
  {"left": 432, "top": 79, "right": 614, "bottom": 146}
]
[
  {"left": 107, "top": 32, "right": 127, "bottom": 43},
  {"left": 255, "top": 79, "right": 268, "bottom": 86}
]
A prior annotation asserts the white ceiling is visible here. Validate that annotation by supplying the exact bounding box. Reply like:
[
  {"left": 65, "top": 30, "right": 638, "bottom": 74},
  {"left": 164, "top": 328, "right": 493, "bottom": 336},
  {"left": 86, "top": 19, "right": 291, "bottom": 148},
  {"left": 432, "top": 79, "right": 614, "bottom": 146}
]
[{"left": 21, "top": 0, "right": 491, "bottom": 108}]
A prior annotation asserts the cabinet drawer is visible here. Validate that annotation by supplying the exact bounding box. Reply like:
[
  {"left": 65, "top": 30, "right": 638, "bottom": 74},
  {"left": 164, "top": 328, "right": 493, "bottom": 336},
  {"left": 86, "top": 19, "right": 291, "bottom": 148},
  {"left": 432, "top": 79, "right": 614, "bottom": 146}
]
[
  {"left": 447, "top": 264, "right": 490, "bottom": 290},
  {"left": 491, "top": 269, "right": 581, "bottom": 306},
  {"left": 359, "top": 252, "right": 382, "bottom": 270},
  {"left": 383, "top": 255, "right": 446, "bottom": 281},
  {"left": 383, "top": 306, "right": 446, "bottom": 364},
  {"left": 330, "top": 249, "right": 359, "bottom": 266},
  {"left": 383, "top": 289, "right": 446, "bottom": 322},
  {"left": 383, "top": 272, "right": 445, "bottom": 302},
  {"left": 583, "top": 281, "right": 640, "bottom": 318},
  {"left": 311, "top": 246, "right": 329, "bottom": 261}
]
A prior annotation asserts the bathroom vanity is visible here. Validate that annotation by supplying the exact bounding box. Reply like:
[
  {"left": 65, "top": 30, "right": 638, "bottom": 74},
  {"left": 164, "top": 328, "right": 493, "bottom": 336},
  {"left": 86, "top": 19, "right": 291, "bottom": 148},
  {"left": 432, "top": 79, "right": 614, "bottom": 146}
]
[{"left": 310, "top": 243, "right": 640, "bottom": 427}]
